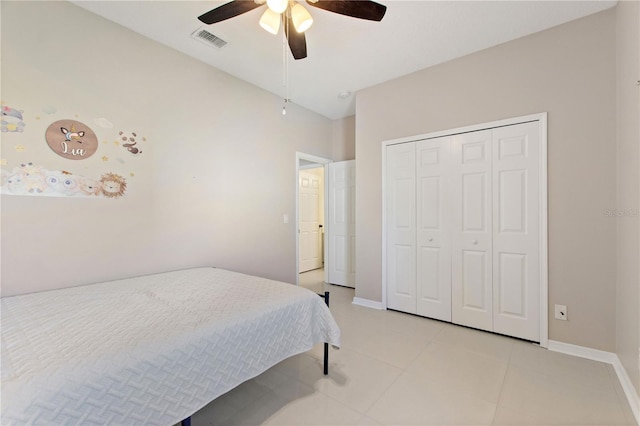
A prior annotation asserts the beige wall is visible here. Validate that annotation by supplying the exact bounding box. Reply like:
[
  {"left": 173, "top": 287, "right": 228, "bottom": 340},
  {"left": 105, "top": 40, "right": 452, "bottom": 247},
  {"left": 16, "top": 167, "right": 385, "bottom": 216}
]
[
  {"left": 0, "top": 1, "right": 333, "bottom": 296},
  {"left": 332, "top": 115, "right": 356, "bottom": 161},
  {"left": 355, "top": 9, "right": 618, "bottom": 351},
  {"left": 615, "top": 0, "right": 640, "bottom": 395}
]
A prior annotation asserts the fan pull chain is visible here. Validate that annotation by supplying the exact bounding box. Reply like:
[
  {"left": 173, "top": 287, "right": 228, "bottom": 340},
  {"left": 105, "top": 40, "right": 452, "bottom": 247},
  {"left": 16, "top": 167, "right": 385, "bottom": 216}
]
[{"left": 282, "top": 13, "right": 289, "bottom": 115}]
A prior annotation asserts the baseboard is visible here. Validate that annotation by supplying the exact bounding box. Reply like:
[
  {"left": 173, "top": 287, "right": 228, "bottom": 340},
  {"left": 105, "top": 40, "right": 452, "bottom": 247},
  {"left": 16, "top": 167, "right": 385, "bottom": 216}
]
[
  {"left": 612, "top": 355, "right": 640, "bottom": 426},
  {"left": 548, "top": 340, "right": 639, "bottom": 425},
  {"left": 352, "top": 297, "right": 383, "bottom": 310},
  {"left": 548, "top": 340, "right": 618, "bottom": 363}
]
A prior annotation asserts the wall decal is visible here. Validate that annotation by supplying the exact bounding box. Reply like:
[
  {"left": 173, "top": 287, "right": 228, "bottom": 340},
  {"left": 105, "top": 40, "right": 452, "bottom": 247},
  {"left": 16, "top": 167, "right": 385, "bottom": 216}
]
[
  {"left": 0, "top": 163, "right": 127, "bottom": 198},
  {"left": 45, "top": 119, "right": 98, "bottom": 160},
  {"left": 0, "top": 104, "right": 148, "bottom": 199},
  {"left": 42, "top": 106, "right": 57, "bottom": 115},
  {"left": 99, "top": 172, "right": 127, "bottom": 198},
  {"left": 1, "top": 105, "right": 26, "bottom": 132},
  {"left": 94, "top": 117, "right": 113, "bottom": 128},
  {"left": 21, "top": 162, "right": 45, "bottom": 193},
  {"left": 119, "top": 131, "right": 142, "bottom": 155}
]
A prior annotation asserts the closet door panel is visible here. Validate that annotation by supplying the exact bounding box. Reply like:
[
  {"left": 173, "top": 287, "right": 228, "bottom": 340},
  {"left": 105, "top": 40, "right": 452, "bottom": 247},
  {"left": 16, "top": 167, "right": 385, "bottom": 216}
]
[
  {"left": 451, "top": 130, "right": 493, "bottom": 332},
  {"left": 416, "top": 137, "right": 452, "bottom": 321},
  {"left": 384, "top": 117, "right": 543, "bottom": 342},
  {"left": 492, "top": 122, "right": 540, "bottom": 341},
  {"left": 386, "top": 143, "right": 417, "bottom": 313}
]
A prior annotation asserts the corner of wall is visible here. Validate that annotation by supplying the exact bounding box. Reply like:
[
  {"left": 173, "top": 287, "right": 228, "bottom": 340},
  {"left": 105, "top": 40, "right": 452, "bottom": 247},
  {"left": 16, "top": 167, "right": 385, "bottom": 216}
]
[
  {"left": 614, "top": 0, "right": 640, "bottom": 402},
  {"left": 332, "top": 115, "right": 356, "bottom": 161}
]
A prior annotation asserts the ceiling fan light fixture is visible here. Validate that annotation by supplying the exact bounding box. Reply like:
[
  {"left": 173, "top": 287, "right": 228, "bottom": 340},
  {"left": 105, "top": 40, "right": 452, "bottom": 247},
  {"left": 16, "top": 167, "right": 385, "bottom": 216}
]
[
  {"left": 291, "top": 3, "right": 313, "bottom": 33},
  {"left": 197, "top": 0, "right": 387, "bottom": 60},
  {"left": 259, "top": 8, "right": 281, "bottom": 34},
  {"left": 266, "top": 0, "right": 288, "bottom": 14}
]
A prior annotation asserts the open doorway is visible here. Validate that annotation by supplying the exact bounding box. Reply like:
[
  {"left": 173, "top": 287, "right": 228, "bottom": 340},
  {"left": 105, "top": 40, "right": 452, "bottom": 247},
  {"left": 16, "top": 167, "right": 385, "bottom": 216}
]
[{"left": 295, "top": 153, "right": 331, "bottom": 287}]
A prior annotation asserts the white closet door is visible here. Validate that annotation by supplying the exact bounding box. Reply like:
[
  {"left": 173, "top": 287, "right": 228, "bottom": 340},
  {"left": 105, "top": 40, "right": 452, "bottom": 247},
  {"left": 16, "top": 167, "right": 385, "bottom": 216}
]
[
  {"left": 328, "top": 161, "right": 356, "bottom": 287},
  {"left": 492, "top": 122, "right": 540, "bottom": 341},
  {"left": 416, "top": 137, "right": 452, "bottom": 321},
  {"left": 451, "top": 130, "right": 493, "bottom": 332},
  {"left": 386, "top": 143, "right": 417, "bottom": 313}
]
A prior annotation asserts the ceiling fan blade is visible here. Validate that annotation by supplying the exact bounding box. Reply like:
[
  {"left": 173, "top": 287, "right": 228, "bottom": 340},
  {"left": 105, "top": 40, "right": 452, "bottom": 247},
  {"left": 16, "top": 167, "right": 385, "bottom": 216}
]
[
  {"left": 198, "top": 1, "right": 263, "bottom": 24},
  {"left": 305, "top": 0, "right": 386, "bottom": 21},
  {"left": 284, "top": 15, "right": 307, "bottom": 60}
]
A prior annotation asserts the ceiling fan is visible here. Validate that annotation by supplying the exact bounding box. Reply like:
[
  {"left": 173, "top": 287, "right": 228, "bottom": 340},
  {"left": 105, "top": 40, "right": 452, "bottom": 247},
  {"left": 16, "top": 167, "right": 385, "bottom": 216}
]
[{"left": 198, "top": 0, "right": 387, "bottom": 60}]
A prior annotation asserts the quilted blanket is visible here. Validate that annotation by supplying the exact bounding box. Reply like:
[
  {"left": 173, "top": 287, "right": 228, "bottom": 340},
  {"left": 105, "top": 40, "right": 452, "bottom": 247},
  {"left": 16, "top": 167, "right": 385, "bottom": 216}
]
[{"left": 1, "top": 267, "right": 341, "bottom": 425}]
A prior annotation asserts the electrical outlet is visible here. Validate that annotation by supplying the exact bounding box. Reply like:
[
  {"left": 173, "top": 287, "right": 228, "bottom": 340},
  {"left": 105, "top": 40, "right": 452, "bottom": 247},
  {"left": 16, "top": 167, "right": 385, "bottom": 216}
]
[{"left": 554, "top": 304, "right": 567, "bottom": 320}]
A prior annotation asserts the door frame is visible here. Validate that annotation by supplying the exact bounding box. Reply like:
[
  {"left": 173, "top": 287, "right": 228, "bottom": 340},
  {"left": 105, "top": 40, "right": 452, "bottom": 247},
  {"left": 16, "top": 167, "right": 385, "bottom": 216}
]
[
  {"left": 381, "top": 112, "right": 548, "bottom": 347},
  {"left": 295, "top": 152, "right": 331, "bottom": 286}
]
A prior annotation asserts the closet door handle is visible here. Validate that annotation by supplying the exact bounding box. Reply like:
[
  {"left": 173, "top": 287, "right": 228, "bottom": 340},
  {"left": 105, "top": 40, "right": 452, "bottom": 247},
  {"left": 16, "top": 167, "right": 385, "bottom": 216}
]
[
  {"left": 472, "top": 239, "right": 478, "bottom": 245},
  {"left": 428, "top": 237, "right": 433, "bottom": 242}
]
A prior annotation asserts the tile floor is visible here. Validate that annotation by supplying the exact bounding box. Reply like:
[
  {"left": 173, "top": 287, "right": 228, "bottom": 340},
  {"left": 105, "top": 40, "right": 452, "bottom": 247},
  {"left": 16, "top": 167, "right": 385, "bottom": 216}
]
[{"left": 187, "top": 268, "right": 637, "bottom": 426}]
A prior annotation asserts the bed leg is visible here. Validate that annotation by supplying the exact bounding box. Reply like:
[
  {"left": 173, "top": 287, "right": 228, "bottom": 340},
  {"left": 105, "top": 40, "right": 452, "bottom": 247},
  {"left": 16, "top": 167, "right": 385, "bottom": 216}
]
[
  {"left": 323, "top": 291, "right": 329, "bottom": 375},
  {"left": 323, "top": 342, "right": 329, "bottom": 375},
  {"left": 181, "top": 416, "right": 191, "bottom": 426}
]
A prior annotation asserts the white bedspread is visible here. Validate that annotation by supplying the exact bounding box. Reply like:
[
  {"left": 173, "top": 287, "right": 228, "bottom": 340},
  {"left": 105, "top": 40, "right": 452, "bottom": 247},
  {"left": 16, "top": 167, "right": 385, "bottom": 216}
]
[{"left": 1, "top": 267, "right": 341, "bottom": 425}]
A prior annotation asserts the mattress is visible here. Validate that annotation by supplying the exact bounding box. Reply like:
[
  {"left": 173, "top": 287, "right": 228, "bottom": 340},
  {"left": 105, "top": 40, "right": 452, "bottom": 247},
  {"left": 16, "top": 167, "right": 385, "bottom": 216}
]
[{"left": 1, "top": 267, "right": 341, "bottom": 425}]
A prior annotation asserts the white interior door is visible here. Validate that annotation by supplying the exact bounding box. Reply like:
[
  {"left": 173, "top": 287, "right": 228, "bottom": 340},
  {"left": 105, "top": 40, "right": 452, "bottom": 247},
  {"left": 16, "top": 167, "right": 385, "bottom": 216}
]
[
  {"left": 416, "top": 137, "right": 452, "bottom": 321},
  {"left": 386, "top": 143, "right": 417, "bottom": 313},
  {"left": 299, "top": 170, "right": 323, "bottom": 273},
  {"left": 492, "top": 122, "right": 540, "bottom": 341},
  {"left": 383, "top": 115, "right": 545, "bottom": 343},
  {"left": 451, "top": 130, "right": 493, "bottom": 332},
  {"left": 328, "top": 161, "right": 356, "bottom": 287}
]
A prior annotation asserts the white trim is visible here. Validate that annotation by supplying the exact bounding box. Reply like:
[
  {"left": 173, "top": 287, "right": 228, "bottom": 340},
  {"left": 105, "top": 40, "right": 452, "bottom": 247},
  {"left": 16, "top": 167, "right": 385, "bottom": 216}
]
[
  {"left": 548, "top": 340, "right": 618, "bottom": 363},
  {"left": 538, "top": 112, "right": 549, "bottom": 348},
  {"left": 548, "top": 340, "right": 639, "bottom": 425},
  {"left": 613, "top": 359, "right": 640, "bottom": 425},
  {"left": 299, "top": 162, "right": 324, "bottom": 170},
  {"left": 352, "top": 297, "right": 384, "bottom": 310},
  {"left": 295, "top": 152, "right": 331, "bottom": 287},
  {"left": 297, "top": 152, "right": 333, "bottom": 165},
  {"left": 381, "top": 113, "right": 548, "bottom": 346},
  {"left": 323, "top": 163, "right": 329, "bottom": 285},
  {"left": 381, "top": 143, "right": 389, "bottom": 309},
  {"left": 384, "top": 112, "right": 546, "bottom": 146}
]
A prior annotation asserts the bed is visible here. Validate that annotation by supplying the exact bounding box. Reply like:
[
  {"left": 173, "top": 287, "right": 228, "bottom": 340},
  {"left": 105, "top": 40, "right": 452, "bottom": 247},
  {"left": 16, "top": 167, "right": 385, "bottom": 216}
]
[{"left": 1, "top": 267, "right": 341, "bottom": 425}]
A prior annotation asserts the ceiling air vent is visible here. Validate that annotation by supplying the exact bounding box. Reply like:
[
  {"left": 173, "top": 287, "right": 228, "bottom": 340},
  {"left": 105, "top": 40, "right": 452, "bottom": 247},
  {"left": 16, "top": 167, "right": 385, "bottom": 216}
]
[{"left": 191, "top": 27, "right": 228, "bottom": 49}]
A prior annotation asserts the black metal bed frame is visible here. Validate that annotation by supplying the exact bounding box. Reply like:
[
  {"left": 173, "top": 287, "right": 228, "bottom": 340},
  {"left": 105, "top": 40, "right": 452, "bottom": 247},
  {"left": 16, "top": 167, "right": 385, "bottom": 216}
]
[{"left": 181, "top": 291, "right": 330, "bottom": 426}]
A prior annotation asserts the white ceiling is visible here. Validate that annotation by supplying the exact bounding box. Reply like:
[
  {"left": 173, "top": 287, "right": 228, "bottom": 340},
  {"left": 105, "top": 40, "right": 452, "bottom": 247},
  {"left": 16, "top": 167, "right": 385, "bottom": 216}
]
[{"left": 72, "top": 0, "right": 616, "bottom": 120}]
